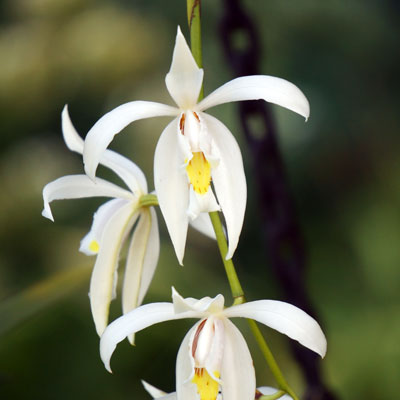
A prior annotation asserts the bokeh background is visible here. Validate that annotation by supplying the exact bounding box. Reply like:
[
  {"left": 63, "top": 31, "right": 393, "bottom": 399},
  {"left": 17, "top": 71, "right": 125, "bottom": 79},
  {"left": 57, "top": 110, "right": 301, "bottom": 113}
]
[{"left": 0, "top": 0, "right": 399, "bottom": 399}]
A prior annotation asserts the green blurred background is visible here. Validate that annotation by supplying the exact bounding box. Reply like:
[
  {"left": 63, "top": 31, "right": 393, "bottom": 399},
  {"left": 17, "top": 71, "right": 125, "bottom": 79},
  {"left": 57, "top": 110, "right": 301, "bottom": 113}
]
[{"left": 0, "top": 0, "right": 399, "bottom": 399}]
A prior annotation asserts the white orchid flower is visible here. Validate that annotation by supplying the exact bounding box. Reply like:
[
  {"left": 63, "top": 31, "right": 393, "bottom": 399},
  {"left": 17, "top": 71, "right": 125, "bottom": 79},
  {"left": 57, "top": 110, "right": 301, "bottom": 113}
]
[
  {"left": 142, "top": 380, "right": 293, "bottom": 400},
  {"left": 83, "top": 26, "right": 310, "bottom": 264},
  {"left": 100, "top": 288, "right": 326, "bottom": 400},
  {"left": 42, "top": 106, "right": 160, "bottom": 337}
]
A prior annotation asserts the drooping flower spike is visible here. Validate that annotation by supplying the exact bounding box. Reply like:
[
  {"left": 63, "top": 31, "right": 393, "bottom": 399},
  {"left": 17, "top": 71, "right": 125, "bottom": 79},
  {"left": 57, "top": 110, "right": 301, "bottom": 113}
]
[
  {"left": 83, "top": 26, "right": 310, "bottom": 264},
  {"left": 141, "top": 380, "right": 293, "bottom": 400},
  {"left": 42, "top": 106, "right": 160, "bottom": 337},
  {"left": 100, "top": 288, "right": 326, "bottom": 400}
]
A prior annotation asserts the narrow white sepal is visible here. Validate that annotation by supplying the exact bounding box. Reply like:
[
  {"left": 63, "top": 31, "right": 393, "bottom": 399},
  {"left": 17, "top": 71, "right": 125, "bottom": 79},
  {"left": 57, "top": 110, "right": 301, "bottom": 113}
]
[
  {"left": 90, "top": 202, "right": 139, "bottom": 336},
  {"left": 141, "top": 381, "right": 168, "bottom": 398},
  {"left": 83, "top": 101, "right": 178, "bottom": 179},
  {"left": 201, "top": 113, "right": 247, "bottom": 260},
  {"left": 220, "top": 319, "right": 256, "bottom": 400},
  {"left": 176, "top": 323, "right": 200, "bottom": 400},
  {"left": 62, "top": 105, "right": 147, "bottom": 194},
  {"left": 136, "top": 208, "right": 160, "bottom": 306},
  {"left": 223, "top": 300, "right": 327, "bottom": 357},
  {"left": 42, "top": 175, "right": 133, "bottom": 221},
  {"left": 165, "top": 26, "right": 204, "bottom": 110},
  {"left": 197, "top": 75, "right": 310, "bottom": 120},
  {"left": 62, "top": 105, "right": 84, "bottom": 153},
  {"left": 154, "top": 119, "right": 189, "bottom": 265},
  {"left": 100, "top": 303, "right": 201, "bottom": 372},
  {"left": 122, "top": 208, "right": 160, "bottom": 344}
]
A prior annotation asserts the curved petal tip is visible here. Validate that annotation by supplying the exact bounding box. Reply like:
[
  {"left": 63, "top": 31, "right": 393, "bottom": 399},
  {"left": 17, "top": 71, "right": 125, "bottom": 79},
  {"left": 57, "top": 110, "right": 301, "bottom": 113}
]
[{"left": 41, "top": 207, "right": 54, "bottom": 221}]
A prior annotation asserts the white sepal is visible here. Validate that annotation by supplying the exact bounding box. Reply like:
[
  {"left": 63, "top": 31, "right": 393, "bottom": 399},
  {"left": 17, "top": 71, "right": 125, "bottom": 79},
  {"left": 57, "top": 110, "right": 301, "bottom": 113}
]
[
  {"left": 223, "top": 300, "right": 327, "bottom": 358},
  {"left": 142, "top": 381, "right": 178, "bottom": 400},
  {"left": 165, "top": 26, "right": 204, "bottom": 110},
  {"left": 220, "top": 319, "right": 256, "bottom": 400},
  {"left": 99, "top": 149, "right": 148, "bottom": 195},
  {"left": 83, "top": 101, "right": 178, "bottom": 179},
  {"left": 201, "top": 113, "right": 247, "bottom": 260},
  {"left": 142, "top": 381, "right": 168, "bottom": 398},
  {"left": 90, "top": 202, "right": 139, "bottom": 336},
  {"left": 63, "top": 105, "right": 147, "bottom": 194},
  {"left": 62, "top": 105, "right": 84, "bottom": 153},
  {"left": 176, "top": 323, "right": 200, "bottom": 400},
  {"left": 197, "top": 75, "right": 310, "bottom": 120},
  {"left": 122, "top": 208, "right": 160, "bottom": 344},
  {"left": 100, "top": 303, "right": 202, "bottom": 372},
  {"left": 136, "top": 207, "right": 160, "bottom": 306},
  {"left": 42, "top": 174, "right": 133, "bottom": 221},
  {"left": 154, "top": 119, "right": 189, "bottom": 265}
]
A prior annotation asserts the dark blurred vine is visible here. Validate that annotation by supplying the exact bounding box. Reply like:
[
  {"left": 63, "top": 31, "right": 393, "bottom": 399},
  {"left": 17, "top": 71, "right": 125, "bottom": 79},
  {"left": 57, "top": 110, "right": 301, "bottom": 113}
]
[{"left": 218, "top": 1, "right": 337, "bottom": 398}]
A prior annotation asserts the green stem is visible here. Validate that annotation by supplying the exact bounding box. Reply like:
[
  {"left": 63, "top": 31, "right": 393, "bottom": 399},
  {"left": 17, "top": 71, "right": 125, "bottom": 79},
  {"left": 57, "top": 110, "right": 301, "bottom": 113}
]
[
  {"left": 209, "top": 211, "right": 299, "bottom": 400},
  {"left": 209, "top": 211, "right": 245, "bottom": 302},
  {"left": 186, "top": 3, "right": 298, "bottom": 399},
  {"left": 248, "top": 319, "right": 298, "bottom": 400},
  {"left": 187, "top": 0, "right": 203, "bottom": 99}
]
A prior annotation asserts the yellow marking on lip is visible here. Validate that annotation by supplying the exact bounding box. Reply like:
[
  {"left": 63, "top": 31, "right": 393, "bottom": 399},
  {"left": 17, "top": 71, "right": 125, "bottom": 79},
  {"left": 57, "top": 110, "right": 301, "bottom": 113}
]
[
  {"left": 186, "top": 152, "right": 211, "bottom": 195},
  {"left": 89, "top": 240, "right": 100, "bottom": 253},
  {"left": 192, "top": 368, "right": 220, "bottom": 400}
]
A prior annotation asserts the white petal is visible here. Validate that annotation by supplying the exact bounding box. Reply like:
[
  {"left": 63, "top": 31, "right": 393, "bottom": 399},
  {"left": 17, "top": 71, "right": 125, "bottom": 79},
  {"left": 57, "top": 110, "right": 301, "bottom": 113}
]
[
  {"left": 122, "top": 208, "right": 160, "bottom": 344},
  {"left": 258, "top": 387, "right": 293, "bottom": 399},
  {"left": 136, "top": 208, "right": 160, "bottom": 306},
  {"left": 90, "top": 202, "right": 139, "bottom": 336},
  {"left": 165, "top": 26, "right": 204, "bottom": 109},
  {"left": 154, "top": 119, "right": 189, "bottom": 265},
  {"left": 100, "top": 149, "right": 148, "bottom": 195},
  {"left": 176, "top": 323, "right": 200, "bottom": 400},
  {"left": 63, "top": 105, "right": 147, "bottom": 194},
  {"left": 62, "top": 105, "right": 84, "bottom": 153},
  {"left": 42, "top": 175, "right": 133, "bottom": 221},
  {"left": 100, "top": 303, "right": 201, "bottom": 372},
  {"left": 189, "top": 212, "right": 216, "bottom": 240},
  {"left": 220, "top": 319, "right": 256, "bottom": 400},
  {"left": 172, "top": 287, "right": 225, "bottom": 314},
  {"left": 83, "top": 101, "right": 178, "bottom": 179},
  {"left": 142, "top": 381, "right": 176, "bottom": 399},
  {"left": 197, "top": 75, "right": 310, "bottom": 120},
  {"left": 80, "top": 198, "right": 128, "bottom": 255},
  {"left": 223, "top": 300, "right": 327, "bottom": 358},
  {"left": 201, "top": 113, "right": 247, "bottom": 259}
]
